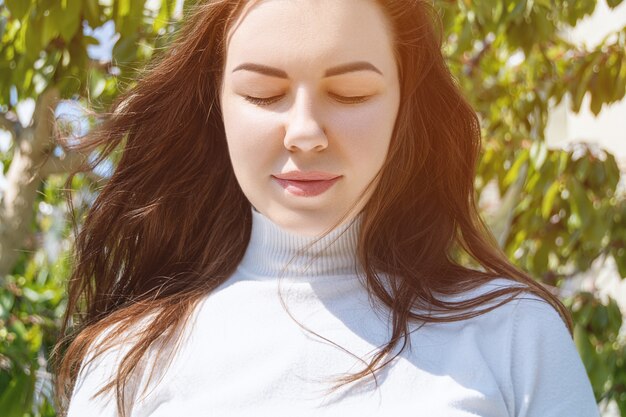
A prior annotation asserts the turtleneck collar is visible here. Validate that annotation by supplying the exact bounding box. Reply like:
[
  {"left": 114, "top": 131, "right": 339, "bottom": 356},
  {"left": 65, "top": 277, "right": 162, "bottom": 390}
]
[{"left": 237, "top": 207, "right": 364, "bottom": 281}]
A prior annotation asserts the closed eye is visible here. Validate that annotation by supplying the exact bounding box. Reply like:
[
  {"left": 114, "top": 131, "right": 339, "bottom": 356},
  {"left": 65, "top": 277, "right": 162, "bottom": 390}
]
[
  {"left": 243, "top": 95, "right": 283, "bottom": 106},
  {"left": 329, "top": 93, "right": 370, "bottom": 104},
  {"left": 243, "top": 94, "right": 370, "bottom": 106}
]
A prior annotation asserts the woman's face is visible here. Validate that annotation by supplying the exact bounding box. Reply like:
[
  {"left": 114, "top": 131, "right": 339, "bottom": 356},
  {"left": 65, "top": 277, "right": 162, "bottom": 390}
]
[{"left": 220, "top": 0, "right": 400, "bottom": 236}]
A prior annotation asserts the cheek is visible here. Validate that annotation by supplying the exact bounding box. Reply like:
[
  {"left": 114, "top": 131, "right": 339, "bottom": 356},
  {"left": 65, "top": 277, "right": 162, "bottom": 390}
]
[
  {"left": 329, "top": 103, "right": 394, "bottom": 170},
  {"left": 222, "top": 100, "right": 281, "bottom": 169}
]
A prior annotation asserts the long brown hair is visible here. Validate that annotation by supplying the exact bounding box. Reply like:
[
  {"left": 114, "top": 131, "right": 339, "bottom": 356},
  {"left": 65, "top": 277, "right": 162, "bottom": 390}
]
[{"left": 52, "top": 1, "right": 573, "bottom": 416}]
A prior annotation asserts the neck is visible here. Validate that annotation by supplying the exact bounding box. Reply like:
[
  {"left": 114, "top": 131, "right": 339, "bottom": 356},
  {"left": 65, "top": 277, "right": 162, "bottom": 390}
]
[{"left": 237, "top": 207, "right": 364, "bottom": 281}]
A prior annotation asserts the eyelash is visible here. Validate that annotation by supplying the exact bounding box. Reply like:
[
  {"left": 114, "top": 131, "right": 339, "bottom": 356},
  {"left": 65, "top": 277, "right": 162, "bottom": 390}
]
[{"left": 244, "top": 93, "right": 370, "bottom": 106}]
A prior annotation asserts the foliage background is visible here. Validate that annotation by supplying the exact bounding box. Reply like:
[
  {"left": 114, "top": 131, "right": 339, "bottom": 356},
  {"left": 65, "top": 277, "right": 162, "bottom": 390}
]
[{"left": 0, "top": 0, "right": 625, "bottom": 415}]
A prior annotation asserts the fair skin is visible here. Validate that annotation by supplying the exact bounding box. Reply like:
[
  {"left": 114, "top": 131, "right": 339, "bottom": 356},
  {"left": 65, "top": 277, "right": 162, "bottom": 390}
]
[{"left": 219, "top": 0, "right": 401, "bottom": 236}]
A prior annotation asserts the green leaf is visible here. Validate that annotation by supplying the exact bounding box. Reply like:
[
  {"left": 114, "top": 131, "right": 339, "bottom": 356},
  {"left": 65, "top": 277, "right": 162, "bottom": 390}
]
[
  {"left": 112, "top": 35, "right": 139, "bottom": 64},
  {"left": 606, "top": 54, "right": 622, "bottom": 102},
  {"left": 574, "top": 323, "right": 595, "bottom": 367},
  {"left": 589, "top": 73, "right": 605, "bottom": 116},
  {"left": 0, "top": 291, "right": 15, "bottom": 320},
  {"left": 606, "top": 0, "right": 624, "bottom": 8},
  {"left": 590, "top": 159, "right": 609, "bottom": 191},
  {"left": 117, "top": 1, "right": 145, "bottom": 37},
  {"left": 615, "top": 55, "right": 626, "bottom": 101},
  {"left": 6, "top": 0, "right": 32, "bottom": 20},
  {"left": 88, "top": 71, "right": 106, "bottom": 98},
  {"left": 591, "top": 304, "right": 609, "bottom": 332},
  {"left": 454, "top": 19, "right": 473, "bottom": 56},
  {"left": 0, "top": 369, "right": 36, "bottom": 417},
  {"left": 556, "top": 151, "right": 569, "bottom": 176},
  {"left": 568, "top": 178, "right": 592, "bottom": 228},
  {"left": 530, "top": 140, "right": 548, "bottom": 171},
  {"left": 603, "top": 153, "right": 621, "bottom": 191},
  {"left": 567, "top": 210, "right": 583, "bottom": 231},
  {"left": 606, "top": 297, "right": 622, "bottom": 336},
  {"left": 84, "top": 0, "right": 102, "bottom": 28},
  {"left": 57, "top": 0, "right": 82, "bottom": 42},
  {"left": 22, "top": 68, "right": 33, "bottom": 93},
  {"left": 508, "top": 0, "right": 528, "bottom": 22},
  {"left": 118, "top": 0, "right": 132, "bottom": 18},
  {"left": 24, "top": 16, "right": 43, "bottom": 61},
  {"left": 533, "top": 240, "right": 550, "bottom": 276},
  {"left": 581, "top": 305, "right": 594, "bottom": 328},
  {"left": 572, "top": 53, "right": 602, "bottom": 113},
  {"left": 614, "top": 249, "right": 626, "bottom": 278},
  {"left": 83, "top": 35, "right": 100, "bottom": 46},
  {"left": 0, "top": 15, "right": 7, "bottom": 41},
  {"left": 542, "top": 180, "right": 561, "bottom": 219},
  {"left": 503, "top": 149, "right": 529, "bottom": 188},
  {"left": 535, "top": 0, "right": 552, "bottom": 8},
  {"left": 42, "top": 6, "right": 61, "bottom": 47},
  {"left": 154, "top": 0, "right": 172, "bottom": 32}
]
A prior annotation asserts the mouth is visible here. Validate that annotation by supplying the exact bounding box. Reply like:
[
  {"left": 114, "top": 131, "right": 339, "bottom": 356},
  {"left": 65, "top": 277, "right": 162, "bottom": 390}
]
[
  {"left": 272, "top": 170, "right": 340, "bottom": 181},
  {"left": 272, "top": 176, "right": 342, "bottom": 197}
]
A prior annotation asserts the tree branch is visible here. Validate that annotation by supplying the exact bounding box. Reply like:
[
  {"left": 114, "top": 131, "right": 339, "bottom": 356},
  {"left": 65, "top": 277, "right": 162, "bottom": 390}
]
[
  {"left": 487, "top": 162, "right": 529, "bottom": 248},
  {"left": 38, "top": 151, "right": 89, "bottom": 177},
  {"left": 37, "top": 150, "right": 107, "bottom": 184},
  {"left": 0, "top": 112, "right": 19, "bottom": 140},
  {"left": 32, "top": 87, "right": 61, "bottom": 155}
]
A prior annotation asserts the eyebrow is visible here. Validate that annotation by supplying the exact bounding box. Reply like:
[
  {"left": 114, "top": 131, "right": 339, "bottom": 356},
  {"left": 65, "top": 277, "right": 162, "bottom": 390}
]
[{"left": 231, "top": 61, "right": 383, "bottom": 78}]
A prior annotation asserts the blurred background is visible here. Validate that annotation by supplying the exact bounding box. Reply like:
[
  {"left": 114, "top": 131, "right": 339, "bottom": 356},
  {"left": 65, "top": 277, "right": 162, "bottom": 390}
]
[{"left": 0, "top": 0, "right": 625, "bottom": 415}]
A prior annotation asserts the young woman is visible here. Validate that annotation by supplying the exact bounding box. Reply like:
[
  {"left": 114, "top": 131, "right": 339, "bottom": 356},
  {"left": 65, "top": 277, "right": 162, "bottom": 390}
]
[{"left": 53, "top": 0, "right": 600, "bottom": 416}]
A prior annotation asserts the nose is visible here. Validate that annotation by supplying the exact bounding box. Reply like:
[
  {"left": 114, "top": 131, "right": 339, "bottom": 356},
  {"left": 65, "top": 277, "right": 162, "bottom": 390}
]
[{"left": 283, "top": 88, "right": 328, "bottom": 152}]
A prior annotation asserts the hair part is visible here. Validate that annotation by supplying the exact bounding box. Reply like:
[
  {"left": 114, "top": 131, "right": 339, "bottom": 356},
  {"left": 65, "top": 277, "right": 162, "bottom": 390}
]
[{"left": 51, "top": 1, "right": 572, "bottom": 416}]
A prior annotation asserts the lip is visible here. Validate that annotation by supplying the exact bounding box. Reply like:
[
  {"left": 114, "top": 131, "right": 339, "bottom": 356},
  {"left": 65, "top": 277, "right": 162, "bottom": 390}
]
[
  {"left": 273, "top": 170, "right": 340, "bottom": 181},
  {"left": 272, "top": 175, "right": 342, "bottom": 197}
]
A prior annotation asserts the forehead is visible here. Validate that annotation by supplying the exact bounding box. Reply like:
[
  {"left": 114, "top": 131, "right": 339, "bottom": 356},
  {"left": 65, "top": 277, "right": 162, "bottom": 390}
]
[{"left": 225, "top": 0, "right": 396, "bottom": 77}]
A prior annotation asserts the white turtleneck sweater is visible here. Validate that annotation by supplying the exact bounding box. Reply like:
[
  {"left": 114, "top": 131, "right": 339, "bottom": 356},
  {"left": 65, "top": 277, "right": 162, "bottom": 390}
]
[{"left": 67, "top": 207, "right": 600, "bottom": 417}]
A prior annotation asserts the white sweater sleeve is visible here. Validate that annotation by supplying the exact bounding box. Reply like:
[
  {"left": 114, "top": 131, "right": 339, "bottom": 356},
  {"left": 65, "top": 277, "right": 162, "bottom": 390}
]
[
  {"left": 65, "top": 324, "right": 150, "bottom": 417},
  {"left": 66, "top": 344, "right": 129, "bottom": 417},
  {"left": 510, "top": 295, "right": 600, "bottom": 417}
]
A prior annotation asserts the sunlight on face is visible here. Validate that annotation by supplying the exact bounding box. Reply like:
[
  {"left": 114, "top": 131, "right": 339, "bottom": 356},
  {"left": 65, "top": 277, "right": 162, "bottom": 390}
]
[{"left": 220, "top": 0, "right": 401, "bottom": 236}]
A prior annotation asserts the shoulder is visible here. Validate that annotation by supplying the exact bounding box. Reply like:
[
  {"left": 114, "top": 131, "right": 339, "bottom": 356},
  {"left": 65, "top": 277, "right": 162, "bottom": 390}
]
[
  {"left": 470, "top": 277, "right": 569, "bottom": 333},
  {"left": 452, "top": 278, "right": 599, "bottom": 416},
  {"left": 68, "top": 312, "right": 166, "bottom": 417},
  {"left": 504, "top": 293, "right": 599, "bottom": 416},
  {"left": 416, "top": 277, "right": 564, "bottom": 356},
  {"left": 432, "top": 276, "right": 553, "bottom": 317},
  {"left": 426, "top": 277, "right": 571, "bottom": 357},
  {"left": 82, "top": 312, "right": 156, "bottom": 364},
  {"left": 464, "top": 277, "right": 570, "bottom": 337}
]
